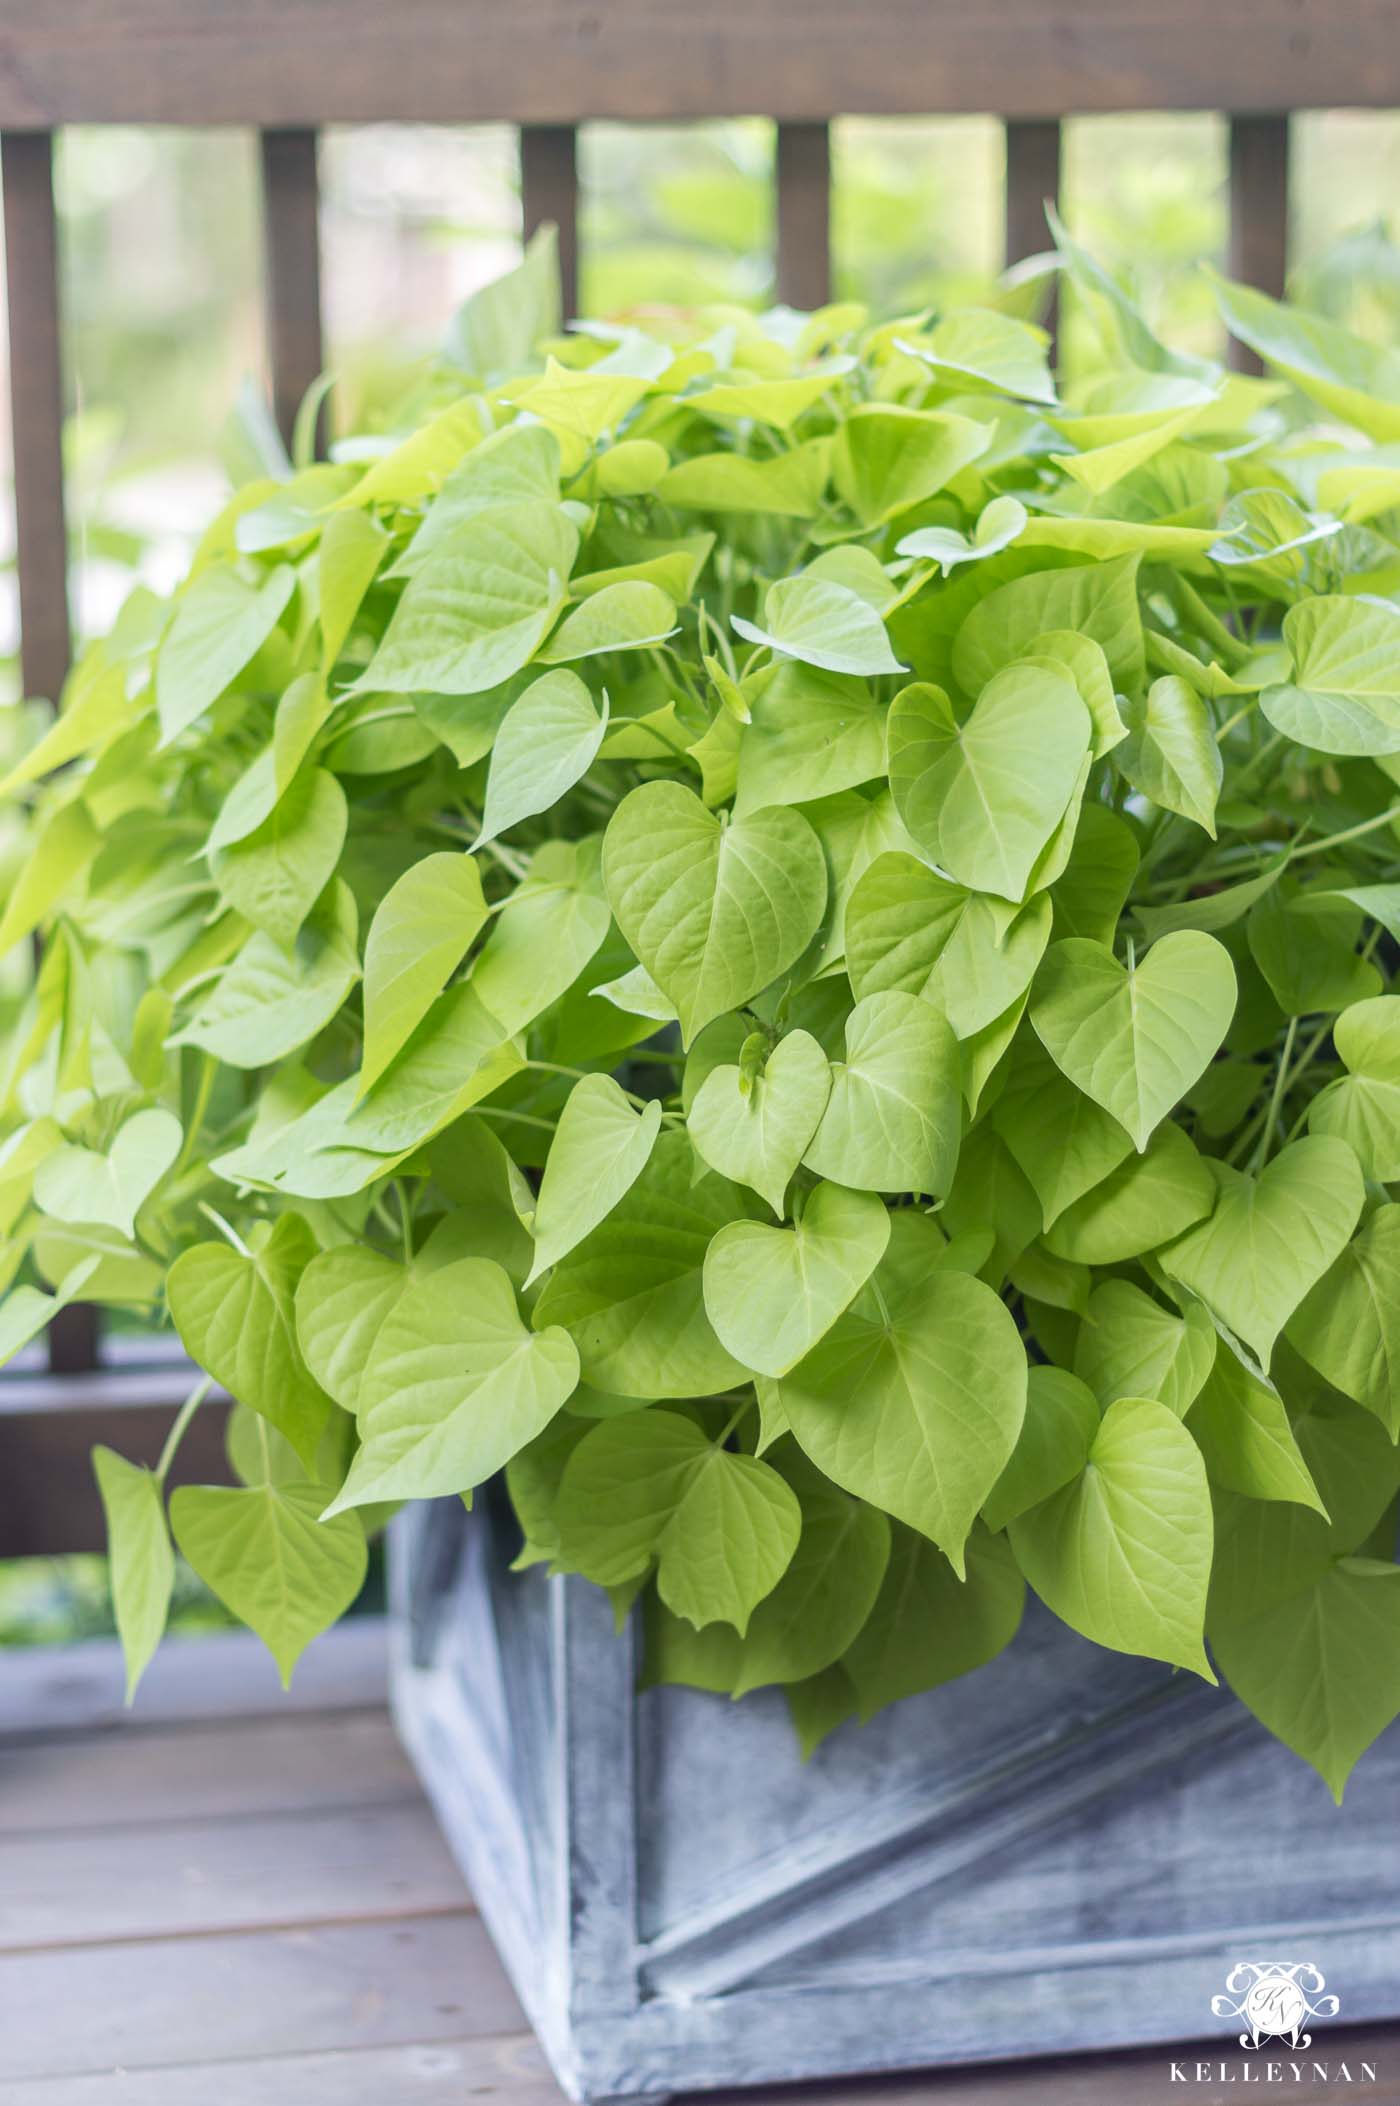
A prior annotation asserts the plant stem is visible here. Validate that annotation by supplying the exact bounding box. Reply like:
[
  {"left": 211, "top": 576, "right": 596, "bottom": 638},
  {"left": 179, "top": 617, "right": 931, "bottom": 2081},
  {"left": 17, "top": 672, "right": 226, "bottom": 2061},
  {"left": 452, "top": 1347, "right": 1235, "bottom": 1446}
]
[
  {"left": 157, "top": 1374, "right": 213, "bottom": 1481},
  {"left": 1290, "top": 803, "right": 1400, "bottom": 860},
  {"left": 197, "top": 1202, "right": 252, "bottom": 1258},
  {"left": 1250, "top": 1013, "right": 1298, "bottom": 1170},
  {"left": 171, "top": 1055, "right": 217, "bottom": 1182}
]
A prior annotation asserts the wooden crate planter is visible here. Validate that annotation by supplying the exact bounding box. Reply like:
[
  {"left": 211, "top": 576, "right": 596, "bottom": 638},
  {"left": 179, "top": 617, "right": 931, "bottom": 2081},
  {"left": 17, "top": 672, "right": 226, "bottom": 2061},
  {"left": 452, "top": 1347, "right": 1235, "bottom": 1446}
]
[{"left": 391, "top": 1491, "right": 1400, "bottom": 2103}]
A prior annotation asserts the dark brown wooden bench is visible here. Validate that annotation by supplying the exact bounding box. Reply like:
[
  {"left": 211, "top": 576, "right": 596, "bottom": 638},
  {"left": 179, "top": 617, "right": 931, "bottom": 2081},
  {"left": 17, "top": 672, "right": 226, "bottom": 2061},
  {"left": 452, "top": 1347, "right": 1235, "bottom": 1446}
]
[{"left": 4, "top": 0, "right": 1399, "bottom": 1553}]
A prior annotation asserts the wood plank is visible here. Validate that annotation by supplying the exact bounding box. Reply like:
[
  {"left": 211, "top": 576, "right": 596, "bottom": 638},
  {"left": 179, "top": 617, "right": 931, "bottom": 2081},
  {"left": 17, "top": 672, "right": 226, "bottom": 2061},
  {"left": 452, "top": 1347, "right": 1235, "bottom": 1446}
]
[
  {"left": 2, "top": 2034, "right": 566, "bottom": 2106},
  {"left": 0, "top": 1711, "right": 416, "bottom": 1833},
  {"left": 259, "top": 127, "right": 325, "bottom": 450},
  {"left": 2, "top": 2, "right": 1397, "bottom": 126},
  {"left": 1003, "top": 118, "right": 1060, "bottom": 265},
  {"left": 1228, "top": 112, "right": 1291, "bottom": 371},
  {"left": 7, "top": 2026, "right": 1400, "bottom": 2106},
  {"left": 775, "top": 122, "right": 831, "bottom": 311},
  {"left": 0, "top": 1913, "right": 519, "bottom": 2082},
  {"left": 0, "top": 1618, "right": 388, "bottom": 1737},
  {"left": 2, "top": 129, "right": 67, "bottom": 702},
  {"left": 0, "top": 1800, "right": 467, "bottom": 1951},
  {"left": 520, "top": 124, "right": 578, "bottom": 322}
]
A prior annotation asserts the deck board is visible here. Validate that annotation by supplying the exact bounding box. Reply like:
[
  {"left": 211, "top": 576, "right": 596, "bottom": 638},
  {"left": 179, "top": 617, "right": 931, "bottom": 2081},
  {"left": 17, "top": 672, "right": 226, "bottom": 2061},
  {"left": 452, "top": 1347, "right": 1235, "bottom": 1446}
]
[{"left": 2, "top": 1693, "right": 1398, "bottom": 2103}]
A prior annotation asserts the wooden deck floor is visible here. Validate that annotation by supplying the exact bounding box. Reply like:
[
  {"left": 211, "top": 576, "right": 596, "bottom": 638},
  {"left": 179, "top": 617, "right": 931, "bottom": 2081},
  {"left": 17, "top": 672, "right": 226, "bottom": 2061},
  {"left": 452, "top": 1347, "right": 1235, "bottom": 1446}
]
[{"left": 2, "top": 1643, "right": 1398, "bottom": 2105}]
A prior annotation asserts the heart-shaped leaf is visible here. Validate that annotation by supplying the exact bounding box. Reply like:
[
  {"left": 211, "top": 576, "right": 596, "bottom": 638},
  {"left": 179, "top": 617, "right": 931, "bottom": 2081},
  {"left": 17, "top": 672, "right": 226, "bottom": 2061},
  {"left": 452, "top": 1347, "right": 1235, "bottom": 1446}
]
[
  {"left": 840, "top": 1523, "right": 1024, "bottom": 1719},
  {"left": 532, "top": 1131, "right": 752, "bottom": 1397},
  {"left": 1288, "top": 1202, "right": 1400, "bottom": 1436},
  {"left": 888, "top": 669, "right": 1090, "bottom": 902},
  {"left": 525, "top": 1074, "right": 663, "bottom": 1286},
  {"left": 1010, "top": 1395, "right": 1216, "bottom": 1679},
  {"left": 327, "top": 1256, "right": 579, "bottom": 1511},
  {"left": 771, "top": 1238, "right": 1026, "bottom": 1574},
  {"left": 476, "top": 670, "right": 609, "bottom": 845},
  {"left": 688, "top": 1027, "right": 831, "bottom": 1216},
  {"left": 980, "top": 1366, "right": 1100, "bottom": 1534},
  {"left": 554, "top": 1409, "right": 800, "bottom": 1634},
  {"left": 603, "top": 781, "right": 827, "bottom": 1045},
  {"left": 294, "top": 1246, "right": 406, "bottom": 1417},
  {"left": 1310, "top": 994, "right": 1400, "bottom": 1177},
  {"left": 802, "top": 990, "right": 961, "bottom": 1196},
  {"left": 1029, "top": 931, "right": 1237, "bottom": 1150},
  {"left": 93, "top": 1447, "right": 174, "bottom": 1702},
  {"left": 33, "top": 1109, "right": 181, "bottom": 1237},
  {"left": 167, "top": 1216, "right": 331, "bottom": 1470},
  {"left": 845, "top": 851, "right": 1051, "bottom": 1038},
  {"left": 732, "top": 574, "right": 906, "bottom": 677},
  {"left": 1161, "top": 1135, "right": 1364, "bottom": 1366},
  {"left": 171, "top": 1483, "right": 367, "bottom": 1687},
  {"left": 703, "top": 1181, "right": 891, "bottom": 1377},
  {"left": 1074, "top": 1278, "right": 1217, "bottom": 1418},
  {"left": 359, "top": 852, "right": 489, "bottom": 1094},
  {"left": 1211, "top": 1558, "right": 1400, "bottom": 1801}
]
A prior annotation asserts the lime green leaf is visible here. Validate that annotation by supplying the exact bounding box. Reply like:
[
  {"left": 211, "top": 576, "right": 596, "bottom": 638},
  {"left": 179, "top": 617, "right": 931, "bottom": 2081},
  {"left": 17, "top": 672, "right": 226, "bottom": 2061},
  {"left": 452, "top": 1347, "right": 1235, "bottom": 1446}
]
[
  {"left": 895, "top": 495, "right": 1029, "bottom": 576},
  {"left": 345, "top": 984, "right": 523, "bottom": 1154},
  {"left": 703, "top": 1180, "right": 890, "bottom": 1377},
  {"left": 211, "top": 766, "right": 346, "bottom": 950},
  {"left": 992, "top": 1037, "right": 1134, "bottom": 1228},
  {"left": 1042, "top": 1118, "right": 1216, "bottom": 1264},
  {"left": 981, "top": 1367, "right": 1100, "bottom": 1534},
  {"left": 1030, "top": 932, "right": 1237, "bottom": 1150},
  {"left": 730, "top": 1463, "right": 891, "bottom": 1695},
  {"left": 532, "top": 1130, "right": 751, "bottom": 1397},
  {"left": 327, "top": 1257, "right": 579, "bottom": 1512},
  {"left": 33, "top": 1108, "right": 181, "bottom": 1237},
  {"left": 899, "top": 309, "right": 1056, "bottom": 403},
  {"left": 360, "top": 853, "right": 488, "bottom": 1094},
  {"left": 688, "top": 1026, "right": 831, "bottom": 1216},
  {"left": 171, "top": 1483, "right": 366, "bottom": 1687},
  {"left": 1186, "top": 1340, "right": 1326, "bottom": 1512},
  {"left": 173, "top": 878, "right": 359, "bottom": 1069},
  {"left": 156, "top": 564, "right": 294, "bottom": 746},
  {"left": 1010, "top": 1396, "right": 1215, "bottom": 1679},
  {"left": 1288, "top": 1203, "right": 1400, "bottom": 1437},
  {"left": 294, "top": 1245, "right": 405, "bottom": 1417},
  {"left": 361, "top": 502, "right": 577, "bottom": 696},
  {"left": 1212, "top": 270, "right": 1400, "bottom": 443},
  {"left": 833, "top": 404, "right": 993, "bottom": 525},
  {"left": 525, "top": 1074, "right": 663, "bottom": 1286},
  {"left": 556, "top": 1409, "right": 800, "bottom": 1635},
  {"left": 1160, "top": 1135, "right": 1365, "bottom": 1366},
  {"left": 1212, "top": 1558, "right": 1400, "bottom": 1803},
  {"left": 1247, "top": 888, "right": 1381, "bottom": 1018},
  {"left": 841, "top": 1523, "right": 1024, "bottom": 1719},
  {"left": 540, "top": 581, "right": 677, "bottom": 663},
  {"left": 733, "top": 663, "right": 887, "bottom": 813},
  {"left": 802, "top": 989, "right": 960, "bottom": 1196},
  {"left": 319, "top": 509, "right": 389, "bottom": 673},
  {"left": 92, "top": 1447, "right": 174, "bottom": 1701},
  {"left": 167, "top": 1217, "right": 331, "bottom": 1470},
  {"left": 447, "top": 223, "right": 559, "bottom": 377},
  {"left": 469, "top": 838, "right": 612, "bottom": 1036},
  {"left": 1117, "top": 676, "right": 1222, "bottom": 835},
  {"left": 1074, "top": 1278, "right": 1216, "bottom": 1418},
  {"left": 657, "top": 439, "right": 832, "bottom": 517},
  {"left": 1263, "top": 595, "right": 1400, "bottom": 755},
  {"left": 603, "top": 782, "right": 827, "bottom": 1046},
  {"left": 1310, "top": 995, "right": 1400, "bottom": 1176},
  {"left": 733, "top": 574, "right": 905, "bottom": 677},
  {"left": 773, "top": 1252, "right": 1026, "bottom": 1573},
  {"left": 845, "top": 852, "right": 1050, "bottom": 1038},
  {"left": 888, "top": 669, "right": 1090, "bottom": 902},
  {"left": 952, "top": 554, "right": 1145, "bottom": 695},
  {"left": 1049, "top": 803, "right": 1140, "bottom": 946},
  {"left": 477, "top": 672, "right": 608, "bottom": 847},
  {"left": 693, "top": 362, "right": 853, "bottom": 431}
]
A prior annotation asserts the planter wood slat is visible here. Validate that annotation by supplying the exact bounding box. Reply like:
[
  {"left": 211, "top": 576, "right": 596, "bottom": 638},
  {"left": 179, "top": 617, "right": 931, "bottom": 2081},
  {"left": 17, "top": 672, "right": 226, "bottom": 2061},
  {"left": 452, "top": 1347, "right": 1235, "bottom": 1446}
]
[{"left": 392, "top": 1493, "right": 1400, "bottom": 2104}]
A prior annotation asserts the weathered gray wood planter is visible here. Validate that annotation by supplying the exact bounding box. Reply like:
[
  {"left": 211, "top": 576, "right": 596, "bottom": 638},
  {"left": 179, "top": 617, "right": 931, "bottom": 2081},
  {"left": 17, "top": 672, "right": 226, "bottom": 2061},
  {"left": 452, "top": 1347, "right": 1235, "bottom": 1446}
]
[{"left": 390, "top": 1492, "right": 1400, "bottom": 2103}]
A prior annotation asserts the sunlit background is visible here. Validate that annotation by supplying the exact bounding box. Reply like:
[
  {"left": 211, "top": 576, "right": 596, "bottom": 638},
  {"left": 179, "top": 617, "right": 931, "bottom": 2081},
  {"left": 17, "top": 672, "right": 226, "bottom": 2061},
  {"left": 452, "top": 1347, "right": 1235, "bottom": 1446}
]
[{"left": 6, "top": 109, "right": 1400, "bottom": 1645}]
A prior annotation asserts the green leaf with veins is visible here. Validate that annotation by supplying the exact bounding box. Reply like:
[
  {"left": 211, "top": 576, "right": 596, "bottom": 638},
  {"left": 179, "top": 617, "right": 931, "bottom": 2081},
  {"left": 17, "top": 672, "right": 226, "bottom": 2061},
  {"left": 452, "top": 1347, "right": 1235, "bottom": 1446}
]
[{"left": 688, "top": 1027, "right": 831, "bottom": 1216}]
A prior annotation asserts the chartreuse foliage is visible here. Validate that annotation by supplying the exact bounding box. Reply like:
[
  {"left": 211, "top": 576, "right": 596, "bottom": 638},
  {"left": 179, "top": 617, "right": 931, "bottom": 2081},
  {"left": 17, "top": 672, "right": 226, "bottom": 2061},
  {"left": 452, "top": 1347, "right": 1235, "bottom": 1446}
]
[{"left": 10, "top": 228, "right": 1400, "bottom": 1798}]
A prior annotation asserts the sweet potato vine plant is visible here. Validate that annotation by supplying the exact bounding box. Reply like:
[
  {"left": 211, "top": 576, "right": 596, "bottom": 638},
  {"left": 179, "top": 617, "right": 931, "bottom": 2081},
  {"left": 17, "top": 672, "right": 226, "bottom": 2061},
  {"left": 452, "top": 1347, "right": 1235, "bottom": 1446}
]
[{"left": 5, "top": 224, "right": 1400, "bottom": 1797}]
